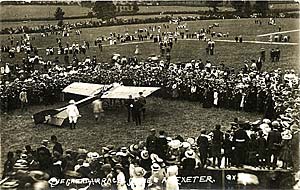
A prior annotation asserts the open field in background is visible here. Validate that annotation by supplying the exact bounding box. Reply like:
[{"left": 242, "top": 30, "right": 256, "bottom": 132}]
[
  {"left": 0, "top": 14, "right": 200, "bottom": 30},
  {"left": 1, "top": 18, "right": 298, "bottom": 45},
  {"left": 0, "top": 5, "right": 234, "bottom": 21},
  {"left": 0, "top": 97, "right": 262, "bottom": 171},
  {"left": 137, "top": 5, "right": 235, "bottom": 13},
  {"left": 1, "top": 18, "right": 299, "bottom": 71},
  {"left": 0, "top": 17, "right": 299, "bottom": 174},
  {"left": 1, "top": 39, "right": 298, "bottom": 72},
  {"left": 0, "top": 5, "right": 91, "bottom": 20}
]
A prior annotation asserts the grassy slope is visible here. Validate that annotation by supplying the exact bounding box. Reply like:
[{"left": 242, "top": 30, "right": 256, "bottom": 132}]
[
  {"left": 0, "top": 97, "right": 261, "bottom": 165},
  {"left": 137, "top": 6, "right": 235, "bottom": 13},
  {"left": 0, "top": 17, "right": 299, "bottom": 176},
  {"left": 0, "top": 18, "right": 299, "bottom": 71},
  {"left": 0, "top": 5, "right": 91, "bottom": 20}
]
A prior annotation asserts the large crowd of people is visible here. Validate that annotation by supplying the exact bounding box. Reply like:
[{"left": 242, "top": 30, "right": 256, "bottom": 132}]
[
  {"left": 1, "top": 14, "right": 299, "bottom": 190},
  {"left": 1, "top": 50, "right": 300, "bottom": 189},
  {"left": 2, "top": 116, "right": 299, "bottom": 189}
]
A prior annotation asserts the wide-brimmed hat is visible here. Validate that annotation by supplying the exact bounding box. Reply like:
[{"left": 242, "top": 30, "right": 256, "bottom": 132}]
[
  {"left": 129, "top": 144, "right": 139, "bottom": 153},
  {"left": 41, "top": 140, "right": 49, "bottom": 145},
  {"left": 14, "top": 161, "right": 28, "bottom": 170},
  {"left": 114, "top": 163, "right": 124, "bottom": 170},
  {"left": 263, "top": 119, "right": 271, "bottom": 124},
  {"left": 101, "top": 164, "right": 112, "bottom": 172},
  {"left": 282, "top": 130, "right": 292, "bottom": 140},
  {"left": 102, "top": 147, "right": 110, "bottom": 153},
  {"left": 151, "top": 163, "right": 161, "bottom": 172},
  {"left": 82, "top": 162, "right": 90, "bottom": 167},
  {"left": 134, "top": 167, "right": 146, "bottom": 177},
  {"left": 181, "top": 142, "right": 191, "bottom": 149},
  {"left": 168, "top": 140, "right": 181, "bottom": 149},
  {"left": 1, "top": 181, "right": 19, "bottom": 189},
  {"left": 64, "top": 170, "right": 81, "bottom": 178},
  {"left": 185, "top": 150, "right": 196, "bottom": 159},
  {"left": 87, "top": 152, "right": 100, "bottom": 159},
  {"left": 120, "top": 147, "right": 128, "bottom": 152},
  {"left": 271, "top": 121, "right": 280, "bottom": 128},
  {"left": 28, "top": 170, "right": 50, "bottom": 181},
  {"left": 166, "top": 155, "right": 177, "bottom": 165},
  {"left": 116, "top": 152, "right": 128, "bottom": 157},
  {"left": 20, "top": 154, "right": 28, "bottom": 159},
  {"left": 69, "top": 100, "right": 76, "bottom": 104},
  {"left": 140, "top": 150, "right": 149, "bottom": 160},
  {"left": 77, "top": 148, "right": 88, "bottom": 154},
  {"left": 186, "top": 138, "right": 195, "bottom": 145}
]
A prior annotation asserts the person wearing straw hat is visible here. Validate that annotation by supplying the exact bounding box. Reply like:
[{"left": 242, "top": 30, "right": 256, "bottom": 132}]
[
  {"left": 19, "top": 87, "right": 28, "bottom": 112},
  {"left": 166, "top": 165, "right": 179, "bottom": 190},
  {"left": 279, "top": 129, "right": 292, "bottom": 169},
  {"left": 66, "top": 99, "right": 80, "bottom": 129},
  {"left": 115, "top": 164, "right": 128, "bottom": 190},
  {"left": 181, "top": 149, "right": 196, "bottom": 176},
  {"left": 148, "top": 163, "right": 165, "bottom": 190},
  {"left": 130, "top": 167, "right": 147, "bottom": 190}
]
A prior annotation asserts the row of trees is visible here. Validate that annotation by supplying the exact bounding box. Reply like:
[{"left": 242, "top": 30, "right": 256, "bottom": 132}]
[{"left": 54, "top": 0, "right": 270, "bottom": 25}]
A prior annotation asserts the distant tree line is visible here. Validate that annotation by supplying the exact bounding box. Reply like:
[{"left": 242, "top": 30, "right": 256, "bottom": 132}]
[
  {"left": 0, "top": 1, "right": 79, "bottom": 5},
  {"left": 90, "top": 1, "right": 139, "bottom": 19}
]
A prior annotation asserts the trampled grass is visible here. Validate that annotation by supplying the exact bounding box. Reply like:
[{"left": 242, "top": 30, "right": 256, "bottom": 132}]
[
  {"left": 0, "top": 17, "right": 299, "bottom": 175},
  {"left": 0, "top": 97, "right": 262, "bottom": 169}
]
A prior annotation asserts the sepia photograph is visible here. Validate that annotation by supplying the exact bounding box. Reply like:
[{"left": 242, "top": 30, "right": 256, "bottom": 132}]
[{"left": 0, "top": 0, "right": 299, "bottom": 189}]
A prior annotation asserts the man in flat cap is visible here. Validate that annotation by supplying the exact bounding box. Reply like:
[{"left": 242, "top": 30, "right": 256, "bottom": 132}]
[
  {"left": 232, "top": 122, "right": 249, "bottom": 168},
  {"left": 267, "top": 121, "right": 282, "bottom": 169}
]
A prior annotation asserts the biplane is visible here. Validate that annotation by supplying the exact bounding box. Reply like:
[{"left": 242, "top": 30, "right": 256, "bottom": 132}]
[{"left": 33, "top": 82, "right": 160, "bottom": 126}]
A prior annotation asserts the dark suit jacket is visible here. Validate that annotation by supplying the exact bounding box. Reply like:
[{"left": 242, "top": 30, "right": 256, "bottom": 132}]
[
  {"left": 267, "top": 130, "right": 282, "bottom": 150},
  {"left": 53, "top": 142, "right": 63, "bottom": 155},
  {"left": 197, "top": 135, "right": 209, "bottom": 151}
]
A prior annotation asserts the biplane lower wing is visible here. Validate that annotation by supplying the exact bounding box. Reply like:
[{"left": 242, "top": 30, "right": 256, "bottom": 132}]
[
  {"left": 33, "top": 83, "right": 160, "bottom": 126},
  {"left": 33, "top": 96, "right": 97, "bottom": 126}
]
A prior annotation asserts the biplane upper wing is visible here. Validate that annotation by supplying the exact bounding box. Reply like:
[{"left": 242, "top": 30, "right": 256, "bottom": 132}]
[
  {"left": 101, "top": 86, "right": 160, "bottom": 99},
  {"left": 62, "top": 82, "right": 160, "bottom": 99},
  {"left": 33, "top": 83, "right": 160, "bottom": 126},
  {"left": 62, "top": 82, "right": 110, "bottom": 96}
]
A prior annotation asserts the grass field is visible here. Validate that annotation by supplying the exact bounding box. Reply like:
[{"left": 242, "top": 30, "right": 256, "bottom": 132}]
[
  {"left": 0, "top": 14, "right": 199, "bottom": 30},
  {"left": 1, "top": 18, "right": 299, "bottom": 71},
  {"left": 0, "top": 97, "right": 262, "bottom": 173},
  {"left": 0, "top": 17, "right": 299, "bottom": 176},
  {"left": 0, "top": 5, "right": 91, "bottom": 20},
  {"left": 137, "top": 5, "right": 235, "bottom": 13}
]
